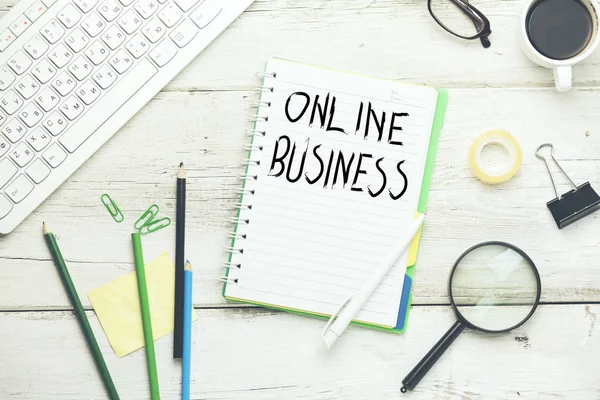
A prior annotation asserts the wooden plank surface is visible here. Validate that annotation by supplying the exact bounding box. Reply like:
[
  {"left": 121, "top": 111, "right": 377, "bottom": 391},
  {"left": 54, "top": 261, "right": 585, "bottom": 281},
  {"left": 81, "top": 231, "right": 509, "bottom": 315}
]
[
  {"left": 1, "top": 0, "right": 599, "bottom": 398},
  {"left": 1, "top": 88, "right": 600, "bottom": 309},
  {"left": 2, "top": 305, "right": 599, "bottom": 400},
  {"left": 0, "top": 0, "right": 599, "bottom": 90}
]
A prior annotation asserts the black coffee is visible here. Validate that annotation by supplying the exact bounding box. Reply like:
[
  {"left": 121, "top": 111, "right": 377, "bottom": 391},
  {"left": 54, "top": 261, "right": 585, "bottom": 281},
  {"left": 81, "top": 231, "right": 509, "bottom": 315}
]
[{"left": 526, "top": 0, "right": 594, "bottom": 60}]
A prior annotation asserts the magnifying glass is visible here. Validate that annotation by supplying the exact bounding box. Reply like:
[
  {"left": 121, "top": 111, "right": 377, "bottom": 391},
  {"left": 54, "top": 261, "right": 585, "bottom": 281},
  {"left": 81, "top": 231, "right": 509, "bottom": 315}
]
[{"left": 401, "top": 241, "right": 542, "bottom": 393}]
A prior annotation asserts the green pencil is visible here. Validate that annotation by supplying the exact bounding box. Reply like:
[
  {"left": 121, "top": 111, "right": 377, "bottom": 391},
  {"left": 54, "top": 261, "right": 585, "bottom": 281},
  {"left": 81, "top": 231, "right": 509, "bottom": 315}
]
[
  {"left": 43, "top": 223, "right": 120, "bottom": 400},
  {"left": 131, "top": 232, "right": 160, "bottom": 400}
]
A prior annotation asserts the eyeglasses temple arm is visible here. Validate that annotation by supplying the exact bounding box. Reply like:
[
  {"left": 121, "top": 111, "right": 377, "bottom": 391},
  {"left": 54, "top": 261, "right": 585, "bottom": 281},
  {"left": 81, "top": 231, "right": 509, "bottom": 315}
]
[{"left": 450, "top": 0, "right": 492, "bottom": 48}]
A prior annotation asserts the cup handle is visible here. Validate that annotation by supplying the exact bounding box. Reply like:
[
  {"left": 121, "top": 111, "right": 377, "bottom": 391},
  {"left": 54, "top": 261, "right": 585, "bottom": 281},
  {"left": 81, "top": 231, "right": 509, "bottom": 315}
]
[{"left": 554, "top": 66, "right": 572, "bottom": 92}]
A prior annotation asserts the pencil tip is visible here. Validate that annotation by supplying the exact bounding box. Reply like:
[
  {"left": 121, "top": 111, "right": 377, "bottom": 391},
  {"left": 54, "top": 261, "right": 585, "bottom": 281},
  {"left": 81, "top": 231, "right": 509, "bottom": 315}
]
[
  {"left": 179, "top": 162, "right": 183, "bottom": 168},
  {"left": 42, "top": 222, "right": 48, "bottom": 234},
  {"left": 178, "top": 163, "right": 185, "bottom": 178},
  {"left": 185, "top": 261, "right": 192, "bottom": 271}
]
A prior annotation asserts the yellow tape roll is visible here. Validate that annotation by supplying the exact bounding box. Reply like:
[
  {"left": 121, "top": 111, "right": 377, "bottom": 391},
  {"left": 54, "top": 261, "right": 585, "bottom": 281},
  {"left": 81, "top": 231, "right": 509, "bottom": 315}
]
[{"left": 469, "top": 130, "right": 522, "bottom": 185}]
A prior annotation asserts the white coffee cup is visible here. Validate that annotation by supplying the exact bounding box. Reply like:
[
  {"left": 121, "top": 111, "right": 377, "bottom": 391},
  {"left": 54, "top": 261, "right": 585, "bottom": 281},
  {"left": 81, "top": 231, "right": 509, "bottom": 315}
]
[{"left": 519, "top": 0, "right": 600, "bottom": 92}]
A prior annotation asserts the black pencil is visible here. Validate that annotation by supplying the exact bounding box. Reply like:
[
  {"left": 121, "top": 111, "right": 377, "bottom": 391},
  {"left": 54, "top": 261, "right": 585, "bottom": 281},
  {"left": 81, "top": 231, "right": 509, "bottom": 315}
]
[{"left": 174, "top": 162, "right": 186, "bottom": 359}]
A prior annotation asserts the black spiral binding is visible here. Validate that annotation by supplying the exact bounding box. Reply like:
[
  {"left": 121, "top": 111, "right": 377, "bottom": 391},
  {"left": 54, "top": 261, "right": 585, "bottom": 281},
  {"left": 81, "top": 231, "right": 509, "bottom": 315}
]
[{"left": 222, "top": 70, "right": 277, "bottom": 286}]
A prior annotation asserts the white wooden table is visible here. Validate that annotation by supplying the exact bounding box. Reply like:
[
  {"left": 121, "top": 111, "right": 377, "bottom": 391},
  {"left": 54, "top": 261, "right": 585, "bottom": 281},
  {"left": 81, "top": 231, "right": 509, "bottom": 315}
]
[{"left": 2, "top": 0, "right": 600, "bottom": 398}]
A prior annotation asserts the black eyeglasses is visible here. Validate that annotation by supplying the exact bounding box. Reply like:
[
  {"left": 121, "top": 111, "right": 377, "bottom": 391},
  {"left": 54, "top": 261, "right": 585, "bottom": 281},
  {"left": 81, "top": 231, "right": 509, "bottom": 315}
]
[{"left": 427, "top": 0, "right": 492, "bottom": 48}]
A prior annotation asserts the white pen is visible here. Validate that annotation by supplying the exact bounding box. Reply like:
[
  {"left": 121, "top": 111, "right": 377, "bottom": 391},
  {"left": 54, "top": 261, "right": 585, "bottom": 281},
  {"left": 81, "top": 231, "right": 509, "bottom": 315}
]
[{"left": 322, "top": 213, "right": 426, "bottom": 350}]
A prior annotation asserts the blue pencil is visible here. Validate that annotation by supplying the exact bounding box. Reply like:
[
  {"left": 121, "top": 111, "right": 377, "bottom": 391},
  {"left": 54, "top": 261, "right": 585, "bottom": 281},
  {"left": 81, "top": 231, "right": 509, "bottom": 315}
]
[{"left": 182, "top": 261, "right": 193, "bottom": 400}]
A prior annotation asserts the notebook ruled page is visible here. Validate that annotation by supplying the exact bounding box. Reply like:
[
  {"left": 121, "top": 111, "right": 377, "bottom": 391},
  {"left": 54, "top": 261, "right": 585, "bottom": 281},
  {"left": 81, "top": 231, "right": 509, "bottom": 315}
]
[{"left": 225, "top": 58, "right": 439, "bottom": 328}]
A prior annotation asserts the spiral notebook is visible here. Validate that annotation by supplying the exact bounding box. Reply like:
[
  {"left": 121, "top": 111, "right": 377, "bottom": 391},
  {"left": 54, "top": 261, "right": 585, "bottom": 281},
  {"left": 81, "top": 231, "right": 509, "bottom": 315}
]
[{"left": 224, "top": 58, "right": 448, "bottom": 332}]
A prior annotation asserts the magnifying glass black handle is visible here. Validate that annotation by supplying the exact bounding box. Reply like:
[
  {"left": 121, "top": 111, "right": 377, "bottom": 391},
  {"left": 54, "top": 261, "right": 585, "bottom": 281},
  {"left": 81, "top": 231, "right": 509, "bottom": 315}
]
[{"left": 401, "top": 320, "right": 466, "bottom": 393}]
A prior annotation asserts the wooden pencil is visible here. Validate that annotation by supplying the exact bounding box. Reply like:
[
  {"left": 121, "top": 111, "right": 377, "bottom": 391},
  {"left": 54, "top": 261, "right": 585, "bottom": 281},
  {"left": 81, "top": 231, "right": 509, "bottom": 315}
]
[
  {"left": 174, "top": 162, "right": 186, "bottom": 359},
  {"left": 43, "top": 223, "right": 120, "bottom": 400},
  {"left": 181, "top": 261, "right": 193, "bottom": 400},
  {"left": 131, "top": 232, "right": 160, "bottom": 400}
]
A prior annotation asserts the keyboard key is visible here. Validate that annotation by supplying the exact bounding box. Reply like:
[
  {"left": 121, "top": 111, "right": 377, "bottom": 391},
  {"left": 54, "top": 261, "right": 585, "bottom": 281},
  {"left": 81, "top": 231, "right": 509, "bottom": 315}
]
[
  {"left": 0, "top": 135, "right": 9, "bottom": 157},
  {"left": 98, "top": 0, "right": 123, "bottom": 21},
  {"left": 0, "top": 90, "right": 24, "bottom": 115},
  {"left": 190, "top": 1, "right": 222, "bottom": 29},
  {"left": 0, "top": 194, "right": 12, "bottom": 219},
  {"left": 173, "top": 0, "right": 198, "bottom": 12},
  {"left": 76, "top": 80, "right": 101, "bottom": 104},
  {"left": 101, "top": 25, "right": 126, "bottom": 49},
  {"left": 0, "top": 30, "right": 16, "bottom": 52},
  {"left": 32, "top": 59, "right": 57, "bottom": 84},
  {"left": 25, "top": 1, "right": 48, "bottom": 22},
  {"left": 85, "top": 40, "right": 109, "bottom": 65},
  {"left": 53, "top": 72, "right": 76, "bottom": 96},
  {"left": 158, "top": 3, "right": 181, "bottom": 28},
  {"left": 26, "top": 127, "right": 51, "bottom": 151},
  {"left": 8, "top": 50, "right": 33, "bottom": 75},
  {"left": 2, "top": 118, "right": 27, "bottom": 142},
  {"left": 69, "top": 56, "right": 93, "bottom": 80},
  {"left": 35, "top": 87, "right": 60, "bottom": 111},
  {"left": 125, "top": 34, "right": 149, "bottom": 58},
  {"left": 9, "top": 16, "right": 32, "bottom": 37},
  {"left": 0, "top": 159, "right": 17, "bottom": 188},
  {"left": 48, "top": 43, "right": 73, "bottom": 68},
  {"left": 10, "top": 142, "right": 35, "bottom": 167},
  {"left": 43, "top": 143, "right": 67, "bottom": 167},
  {"left": 92, "top": 64, "right": 116, "bottom": 88},
  {"left": 82, "top": 12, "right": 106, "bottom": 37},
  {"left": 169, "top": 19, "right": 197, "bottom": 47},
  {"left": 118, "top": 9, "right": 142, "bottom": 34},
  {"left": 43, "top": 112, "right": 68, "bottom": 135},
  {"left": 149, "top": 38, "right": 177, "bottom": 67},
  {"left": 74, "top": 0, "right": 98, "bottom": 13},
  {"left": 65, "top": 28, "right": 90, "bottom": 52},
  {"left": 58, "top": 4, "right": 82, "bottom": 28},
  {"left": 18, "top": 103, "right": 44, "bottom": 127},
  {"left": 40, "top": 19, "right": 66, "bottom": 44},
  {"left": 0, "top": 65, "right": 15, "bottom": 90},
  {"left": 108, "top": 49, "right": 133, "bottom": 73},
  {"left": 134, "top": 0, "right": 159, "bottom": 19},
  {"left": 141, "top": 18, "right": 165, "bottom": 43},
  {"left": 5, "top": 175, "right": 34, "bottom": 203},
  {"left": 60, "top": 58, "right": 157, "bottom": 152},
  {"left": 24, "top": 35, "right": 49, "bottom": 59},
  {"left": 41, "top": 0, "right": 57, "bottom": 7},
  {"left": 60, "top": 96, "right": 84, "bottom": 120},
  {"left": 15, "top": 74, "right": 40, "bottom": 99},
  {"left": 26, "top": 159, "right": 50, "bottom": 183}
]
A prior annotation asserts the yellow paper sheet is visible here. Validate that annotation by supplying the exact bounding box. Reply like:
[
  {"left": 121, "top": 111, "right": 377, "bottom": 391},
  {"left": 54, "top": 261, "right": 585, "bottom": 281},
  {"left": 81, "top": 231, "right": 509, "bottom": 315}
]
[
  {"left": 88, "top": 253, "right": 197, "bottom": 358},
  {"left": 407, "top": 212, "right": 424, "bottom": 266}
]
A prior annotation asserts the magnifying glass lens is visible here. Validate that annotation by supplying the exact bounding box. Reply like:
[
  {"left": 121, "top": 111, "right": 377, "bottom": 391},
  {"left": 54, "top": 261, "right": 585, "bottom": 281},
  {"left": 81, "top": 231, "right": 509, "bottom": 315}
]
[
  {"left": 402, "top": 243, "right": 541, "bottom": 393},
  {"left": 450, "top": 244, "right": 539, "bottom": 331}
]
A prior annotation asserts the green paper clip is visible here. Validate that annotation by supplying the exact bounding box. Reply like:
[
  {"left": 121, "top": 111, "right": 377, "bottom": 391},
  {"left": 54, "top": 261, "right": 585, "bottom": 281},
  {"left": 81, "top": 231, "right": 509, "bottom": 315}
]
[
  {"left": 139, "top": 217, "right": 172, "bottom": 235},
  {"left": 101, "top": 194, "right": 124, "bottom": 223},
  {"left": 134, "top": 204, "right": 160, "bottom": 231}
]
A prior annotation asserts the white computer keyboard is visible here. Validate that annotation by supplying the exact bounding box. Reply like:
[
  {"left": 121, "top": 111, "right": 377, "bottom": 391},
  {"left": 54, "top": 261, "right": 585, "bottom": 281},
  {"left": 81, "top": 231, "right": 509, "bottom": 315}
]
[{"left": 0, "top": 0, "right": 254, "bottom": 234}]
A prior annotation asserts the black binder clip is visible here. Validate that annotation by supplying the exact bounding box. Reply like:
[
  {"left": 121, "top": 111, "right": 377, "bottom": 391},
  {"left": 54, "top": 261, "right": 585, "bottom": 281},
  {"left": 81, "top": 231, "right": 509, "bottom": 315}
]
[{"left": 536, "top": 143, "right": 600, "bottom": 229}]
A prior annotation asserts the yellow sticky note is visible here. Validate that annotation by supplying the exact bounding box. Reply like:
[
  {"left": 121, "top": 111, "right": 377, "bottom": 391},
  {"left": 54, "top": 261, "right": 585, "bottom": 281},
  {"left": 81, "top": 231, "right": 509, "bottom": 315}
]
[{"left": 88, "top": 253, "right": 197, "bottom": 358}]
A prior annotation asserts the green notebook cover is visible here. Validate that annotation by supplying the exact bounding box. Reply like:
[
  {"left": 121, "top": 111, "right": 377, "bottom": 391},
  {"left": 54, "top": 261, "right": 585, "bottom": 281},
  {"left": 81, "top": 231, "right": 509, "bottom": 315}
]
[
  {"left": 396, "top": 88, "right": 448, "bottom": 333},
  {"left": 223, "top": 60, "right": 448, "bottom": 333}
]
